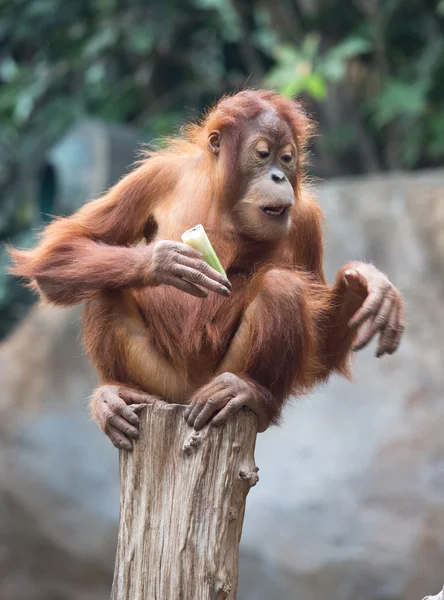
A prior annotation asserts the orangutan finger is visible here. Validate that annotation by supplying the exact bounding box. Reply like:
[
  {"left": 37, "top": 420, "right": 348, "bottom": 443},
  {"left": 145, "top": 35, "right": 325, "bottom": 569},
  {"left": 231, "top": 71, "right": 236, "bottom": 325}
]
[
  {"left": 104, "top": 393, "right": 140, "bottom": 428},
  {"left": 388, "top": 319, "right": 405, "bottom": 355},
  {"left": 189, "top": 390, "right": 231, "bottom": 430},
  {"left": 348, "top": 286, "right": 386, "bottom": 329},
  {"left": 343, "top": 269, "right": 367, "bottom": 296},
  {"left": 378, "top": 290, "right": 406, "bottom": 355},
  {"left": 108, "top": 414, "right": 140, "bottom": 439},
  {"left": 174, "top": 265, "right": 231, "bottom": 297},
  {"left": 176, "top": 254, "right": 231, "bottom": 290},
  {"left": 164, "top": 275, "right": 208, "bottom": 298},
  {"left": 186, "top": 401, "right": 206, "bottom": 428},
  {"left": 107, "top": 426, "right": 133, "bottom": 451},
  {"left": 211, "top": 394, "right": 248, "bottom": 427},
  {"left": 117, "top": 404, "right": 141, "bottom": 427},
  {"left": 352, "top": 295, "right": 393, "bottom": 351},
  {"left": 391, "top": 294, "right": 406, "bottom": 347},
  {"left": 118, "top": 388, "right": 161, "bottom": 405},
  {"left": 173, "top": 242, "right": 204, "bottom": 260},
  {"left": 184, "top": 379, "right": 226, "bottom": 421},
  {"left": 376, "top": 330, "right": 396, "bottom": 357}
]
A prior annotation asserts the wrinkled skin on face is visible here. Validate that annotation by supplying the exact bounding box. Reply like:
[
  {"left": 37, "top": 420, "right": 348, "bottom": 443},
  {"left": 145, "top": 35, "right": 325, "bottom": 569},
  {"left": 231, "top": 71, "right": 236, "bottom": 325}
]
[{"left": 210, "top": 111, "right": 298, "bottom": 241}]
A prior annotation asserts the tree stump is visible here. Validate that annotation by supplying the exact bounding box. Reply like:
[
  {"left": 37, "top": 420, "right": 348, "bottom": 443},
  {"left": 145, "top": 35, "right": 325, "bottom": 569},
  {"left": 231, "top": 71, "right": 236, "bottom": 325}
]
[{"left": 111, "top": 402, "right": 259, "bottom": 600}]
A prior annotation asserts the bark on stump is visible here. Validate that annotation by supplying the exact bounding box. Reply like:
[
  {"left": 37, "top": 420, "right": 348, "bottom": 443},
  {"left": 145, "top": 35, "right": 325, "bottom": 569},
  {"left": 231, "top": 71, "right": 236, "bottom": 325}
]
[{"left": 111, "top": 402, "right": 259, "bottom": 600}]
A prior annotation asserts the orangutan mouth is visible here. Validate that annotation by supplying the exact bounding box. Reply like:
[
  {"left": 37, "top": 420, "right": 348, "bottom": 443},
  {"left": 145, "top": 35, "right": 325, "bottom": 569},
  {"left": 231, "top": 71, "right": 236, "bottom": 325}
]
[{"left": 261, "top": 206, "right": 289, "bottom": 217}]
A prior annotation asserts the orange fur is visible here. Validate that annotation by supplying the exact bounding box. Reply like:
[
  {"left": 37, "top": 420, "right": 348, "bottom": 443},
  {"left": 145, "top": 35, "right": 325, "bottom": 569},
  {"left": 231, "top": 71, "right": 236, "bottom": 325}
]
[{"left": 8, "top": 89, "right": 359, "bottom": 422}]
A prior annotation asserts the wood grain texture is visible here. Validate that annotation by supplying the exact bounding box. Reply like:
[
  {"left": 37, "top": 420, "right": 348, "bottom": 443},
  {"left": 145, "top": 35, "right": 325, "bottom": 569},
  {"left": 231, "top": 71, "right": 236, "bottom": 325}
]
[{"left": 111, "top": 402, "right": 258, "bottom": 600}]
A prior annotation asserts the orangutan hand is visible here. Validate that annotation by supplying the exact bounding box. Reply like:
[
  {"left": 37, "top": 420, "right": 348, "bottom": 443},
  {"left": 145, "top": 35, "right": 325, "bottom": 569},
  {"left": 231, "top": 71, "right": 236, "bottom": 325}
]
[
  {"left": 146, "top": 240, "right": 231, "bottom": 298},
  {"left": 90, "top": 385, "right": 165, "bottom": 450},
  {"left": 342, "top": 262, "right": 405, "bottom": 357},
  {"left": 184, "top": 373, "right": 274, "bottom": 433}
]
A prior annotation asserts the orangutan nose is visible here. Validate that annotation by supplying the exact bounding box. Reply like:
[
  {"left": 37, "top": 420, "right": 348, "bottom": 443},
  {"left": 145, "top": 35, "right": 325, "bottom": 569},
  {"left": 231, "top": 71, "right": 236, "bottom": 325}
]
[{"left": 270, "top": 168, "right": 286, "bottom": 184}]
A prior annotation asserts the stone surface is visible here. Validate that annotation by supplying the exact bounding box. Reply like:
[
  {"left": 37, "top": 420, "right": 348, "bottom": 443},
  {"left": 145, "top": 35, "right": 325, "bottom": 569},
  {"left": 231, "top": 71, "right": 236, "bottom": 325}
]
[
  {"left": 0, "top": 170, "right": 443, "bottom": 600},
  {"left": 0, "top": 305, "right": 118, "bottom": 600}
]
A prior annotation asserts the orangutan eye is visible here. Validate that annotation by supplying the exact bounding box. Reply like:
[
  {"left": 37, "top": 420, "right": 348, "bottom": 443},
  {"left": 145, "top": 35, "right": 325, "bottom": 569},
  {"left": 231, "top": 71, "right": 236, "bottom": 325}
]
[
  {"left": 281, "top": 154, "right": 293, "bottom": 163},
  {"left": 257, "top": 150, "right": 270, "bottom": 159}
]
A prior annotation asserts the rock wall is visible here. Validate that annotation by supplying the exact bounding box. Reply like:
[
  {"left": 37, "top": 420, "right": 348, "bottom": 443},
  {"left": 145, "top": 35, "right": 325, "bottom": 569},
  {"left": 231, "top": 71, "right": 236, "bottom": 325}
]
[
  {"left": 0, "top": 306, "right": 116, "bottom": 600},
  {"left": 1, "top": 170, "right": 443, "bottom": 600}
]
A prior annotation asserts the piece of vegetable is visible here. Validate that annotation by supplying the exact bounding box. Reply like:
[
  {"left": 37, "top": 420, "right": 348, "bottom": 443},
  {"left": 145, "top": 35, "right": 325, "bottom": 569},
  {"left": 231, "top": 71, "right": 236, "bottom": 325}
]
[{"left": 181, "top": 224, "right": 226, "bottom": 277}]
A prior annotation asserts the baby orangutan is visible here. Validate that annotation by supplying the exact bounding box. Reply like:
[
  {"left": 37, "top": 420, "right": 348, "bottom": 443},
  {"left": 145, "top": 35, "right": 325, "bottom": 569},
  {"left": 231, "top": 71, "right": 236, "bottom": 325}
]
[{"left": 10, "top": 90, "right": 405, "bottom": 450}]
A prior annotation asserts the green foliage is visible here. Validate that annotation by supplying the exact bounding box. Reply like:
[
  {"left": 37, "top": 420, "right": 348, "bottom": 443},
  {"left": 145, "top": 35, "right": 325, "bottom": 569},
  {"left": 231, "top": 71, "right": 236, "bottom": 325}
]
[
  {"left": 322, "top": 37, "right": 372, "bottom": 81},
  {"left": 266, "top": 37, "right": 327, "bottom": 100},
  {"left": 263, "top": 1, "right": 444, "bottom": 172},
  {"left": 370, "top": 80, "right": 427, "bottom": 127},
  {"left": 1, "top": 0, "right": 443, "bottom": 176},
  {"left": 266, "top": 34, "right": 371, "bottom": 100},
  {"left": 0, "top": 0, "right": 244, "bottom": 156}
]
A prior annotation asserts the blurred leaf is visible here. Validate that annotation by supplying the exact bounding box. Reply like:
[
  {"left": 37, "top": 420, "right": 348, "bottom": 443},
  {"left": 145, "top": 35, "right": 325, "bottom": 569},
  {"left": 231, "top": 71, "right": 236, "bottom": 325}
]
[
  {"left": 277, "top": 78, "right": 304, "bottom": 98},
  {"left": 95, "top": 0, "right": 118, "bottom": 11},
  {"left": 25, "top": 0, "right": 58, "bottom": 17},
  {"left": 253, "top": 7, "right": 279, "bottom": 51},
  {"left": 14, "top": 92, "right": 34, "bottom": 123},
  {"left": 127, "top": 29, "right": 155, "bottom": 54},
  {"left": 321, "top": 36, "right": 371, "bottom": 81},
  {"left": 328, "top": 36, "right": 371, "bottom": 61},
  {"left": 305, "top": 73, "right": 327, "bottom": 99},
  {"left": 0, "top": 56, "right": 19, "bottom": 82},
  {"left": 193, "top": 0, "right": 241, "bottom": 41},
  {"left": 84, "top": 27, "right": 118, "bottom": 57},
  {"left": 86, "top": 63, "right": 106, "bottom": 85},
  {"left": 301, "top": 33, "right": 321, "bottom": 59},
  {"left": 371, "top": 80, "right": 427, "bottom": 127}
]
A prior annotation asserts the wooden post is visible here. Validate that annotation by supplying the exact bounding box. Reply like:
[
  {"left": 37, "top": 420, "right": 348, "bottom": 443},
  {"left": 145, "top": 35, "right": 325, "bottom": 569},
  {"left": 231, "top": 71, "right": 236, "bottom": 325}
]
[{"left": 111, "top": 402, "right": 258, "bottom": 600}]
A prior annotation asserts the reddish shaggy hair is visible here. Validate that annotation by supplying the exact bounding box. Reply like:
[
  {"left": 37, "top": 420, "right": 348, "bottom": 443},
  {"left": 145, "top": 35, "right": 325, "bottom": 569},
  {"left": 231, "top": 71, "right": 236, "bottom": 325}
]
[{"left": 8, "top": 89, "right": 358, "bottom": 424}]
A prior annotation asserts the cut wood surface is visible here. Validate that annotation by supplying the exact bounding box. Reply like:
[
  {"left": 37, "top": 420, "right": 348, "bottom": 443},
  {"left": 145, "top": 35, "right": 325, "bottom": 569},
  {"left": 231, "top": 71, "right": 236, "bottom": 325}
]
[{"left": 111, "top": 402, "right": 258, "bottom": 600}]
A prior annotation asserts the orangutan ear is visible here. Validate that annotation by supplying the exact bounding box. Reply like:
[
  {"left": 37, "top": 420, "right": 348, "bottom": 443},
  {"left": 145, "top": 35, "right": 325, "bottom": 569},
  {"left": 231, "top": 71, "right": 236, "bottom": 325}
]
[{"left": 208, "top": 130, "right": 221, "bottom": 155}]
